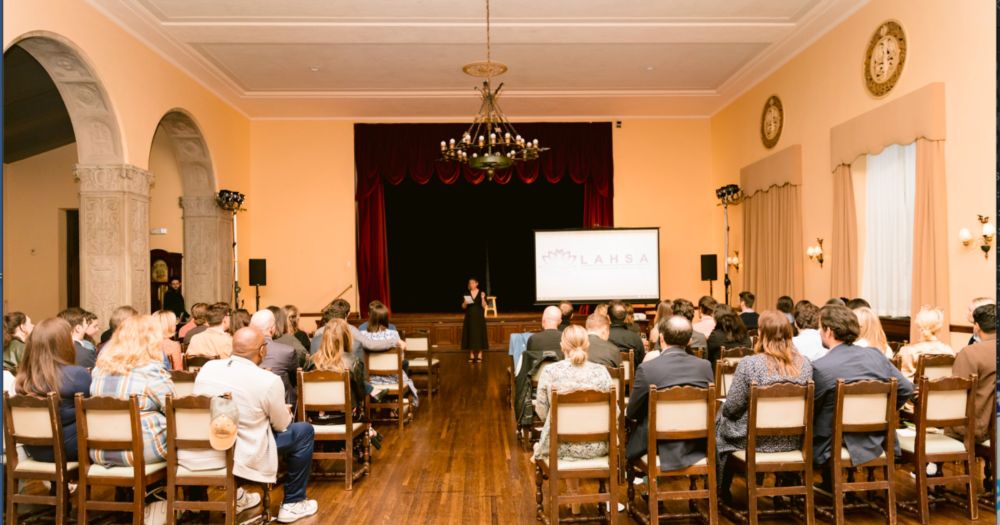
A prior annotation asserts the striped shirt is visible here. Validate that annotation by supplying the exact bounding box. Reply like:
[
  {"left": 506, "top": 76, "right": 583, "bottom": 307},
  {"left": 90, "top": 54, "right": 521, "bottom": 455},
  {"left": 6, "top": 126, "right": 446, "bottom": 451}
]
[{"left": 89, "top": 362, "right": 174, "bottom": 467}]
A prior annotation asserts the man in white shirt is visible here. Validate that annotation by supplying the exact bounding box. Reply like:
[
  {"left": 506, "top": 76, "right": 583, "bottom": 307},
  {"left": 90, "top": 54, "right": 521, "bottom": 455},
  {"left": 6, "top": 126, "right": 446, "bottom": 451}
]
[
  {"left": 186, "top": 303, "right": 233, "bottom": 359},
  {"left": 792, "top": 301, "right": 827, "bottom": 361},
  {"left": 180, "top": 327, "right": 318, "bottom": 523},
  {"left": 691, "top": 296, "right": 717, "bottom": 338}
]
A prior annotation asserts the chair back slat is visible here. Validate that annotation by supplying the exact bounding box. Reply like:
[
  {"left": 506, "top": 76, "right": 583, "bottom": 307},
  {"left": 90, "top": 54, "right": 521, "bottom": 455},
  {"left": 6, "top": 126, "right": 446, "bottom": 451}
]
[
  {"left": 556, "top": 402, "right": 611, "bottom": 435},
  {"left": 653, "top": 387, "right": 713, "bottom": 434},
  {"left": 835, "top": 379, "right": 897, "bottom": 437},
  {"left": 714, "top": 360, "right": 738, "bottom": 398},
  {"left": 367, "top": 348, "right": 402, "bottom": 374},
  {"left": 299, "top": 369, "right": 349, "bottom": 409},
  {"left": 925, "top": 389, "right": 969, "bottom": 422},
  {"left": 174, "top": 407, "right": 212, "bottom": 441},
  {"left": 842, "top": 394, "right": 889, "bottom": 425},
  {"left": 405, "top": 337, "right": 429, "bottom": 352},
  {"left": 749, "top": 382, "right": 812, "bottom": 433},
  {"left": 756, "top": 397, "right": 806, "bottom": 429},
  {"left": 551, "top": 390, "right": 615, "bottom": 448},
  {"left": 915, "top": 354, "right": 955, "bottom": 380},
  {"left": 11, "top": 406, "right": 55, "bottom": 439},
  {"left": 171, "top": 370, "right": 197, "bottom": 398}
]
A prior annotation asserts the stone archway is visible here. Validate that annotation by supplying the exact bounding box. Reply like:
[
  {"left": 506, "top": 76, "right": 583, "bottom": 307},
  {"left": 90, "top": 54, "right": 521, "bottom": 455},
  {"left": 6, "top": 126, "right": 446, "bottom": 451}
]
[
  {"left": 153, "top": 111, "right": 233, "bottom": 306},
  {"left": 9, "top": 33, "right": 151, "bottom": 322}
]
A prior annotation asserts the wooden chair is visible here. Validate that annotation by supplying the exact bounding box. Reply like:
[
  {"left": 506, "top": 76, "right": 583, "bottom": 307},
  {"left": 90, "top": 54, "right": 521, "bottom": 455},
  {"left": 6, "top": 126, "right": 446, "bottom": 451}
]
[
  {"left": 485, "top": 296, "right": 498, "bottom": 318},
  {"left": 524, "top": 360, "right": 557, "bottom": 447},
  {"left": 605, "top": 366, "right": 627, "bottom": 483},
  {"left": 914, "top": 353, "right": 956, "bottom": 380},
  {"left": 534, "top": 389, "right": 619, "bottom": 524},
  {"left": 627, "top": 385, "right": 718, "bottom": 525},
  {"left": 723, "top": 381, "right": 815, "bottom": 525},
  {"left": 365, "top": 347, "right": 412, "bottom": 430},
  {"left": 184, "top": 354, "right": 214, "bottom": 372},
  {"left": 75, "top": 393, "right": 168, "bottom": 525},
  {"left": 816, "top": 379, "right": 898, "bottom": 525},
  {"left": 405, "top": 333, "right": 439, "bottom": 402},
  {"left": 719, "top": 346, "right": 752, "bottom": 366},
  {"left": 887, "top": 340, "right": 905, "bottom": 356},
  {"left": 296, "top": 369, "right": 371, "bottom": 489},
  {"left": 619, "top": 349, "right": 635, "bottom": 399},
  {"left": 170, "top": 369, "right": 198, "bottom": 398},
  {"left": 714, "top": 360, "right": 738, "bottom": 406},
  {"left": 165, "top": 393, "right": 236, "bottom": 525},
  {"left": 4, "top": 392, "right": 78, "bottom": 525},
  {"left": 898, "top": 375, "right": 979, "bottom": 525}
]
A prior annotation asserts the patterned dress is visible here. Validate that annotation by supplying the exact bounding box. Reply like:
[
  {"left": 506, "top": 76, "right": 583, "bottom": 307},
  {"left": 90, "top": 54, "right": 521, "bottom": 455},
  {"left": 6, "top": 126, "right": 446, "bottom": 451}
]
[
  {"left": 715, "top": 353, "right": 812, "bottom": 473},
  {"left": 89, "top": 362, "right": 175, "bottom": 467},
  {"left": 533, "top": 360, "right": 613, "bottom": 461}
]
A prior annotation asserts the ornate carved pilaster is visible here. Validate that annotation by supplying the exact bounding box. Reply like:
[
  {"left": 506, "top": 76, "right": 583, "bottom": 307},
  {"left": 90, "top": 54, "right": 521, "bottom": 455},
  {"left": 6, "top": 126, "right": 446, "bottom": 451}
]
[
  {"left": 181, "top": 196, "right": 233, "bottom": 305},
  {"left": 76, "top": 164, "right": 153, "bottom": 322}
]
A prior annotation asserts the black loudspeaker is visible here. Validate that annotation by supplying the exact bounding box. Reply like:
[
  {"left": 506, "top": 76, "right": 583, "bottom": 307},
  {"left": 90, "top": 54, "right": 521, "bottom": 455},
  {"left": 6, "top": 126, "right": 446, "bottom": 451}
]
[
  {"left": 249, "top": 259, "right": 267, "bottom": 286},
  {"left": 700, "top": 254, "right": 718, "bottom": 282}
]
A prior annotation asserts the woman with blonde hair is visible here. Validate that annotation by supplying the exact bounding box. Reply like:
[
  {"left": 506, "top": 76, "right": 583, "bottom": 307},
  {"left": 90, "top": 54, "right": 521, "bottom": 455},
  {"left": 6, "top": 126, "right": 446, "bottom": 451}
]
[
  {"left": 716, "top": 311, "right": 813, "bottom": 501},
  {"left": 284, "top": 304, "right": 312, "bottom": 351},
  {"left": 533, "top": 325, "right": 613, "bottom": 462},
  {"left": 308, "top": 319, "right": 368, "bottom": 410},
  {"left": 648, "top": 299, "right": 674, "bottom": 343},
  {"left": 152, "top": 310, "right": 182, "bottom": 370},
  {"left": 897, "top": 306, "right": 955, "bottom": 381},
  {"left": 90, "top": 315, "right": 175, "bottom": 467},
  {"left": 853, "top": 307, "right": 892, "bottom": 359}
]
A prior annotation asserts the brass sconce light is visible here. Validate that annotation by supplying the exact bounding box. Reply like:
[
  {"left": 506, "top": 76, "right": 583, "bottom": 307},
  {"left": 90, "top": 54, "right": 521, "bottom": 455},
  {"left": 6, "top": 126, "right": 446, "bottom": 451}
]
[
  {"left": 806, "top": 238, "right": 824, "bottom": 268},
  {"left": 959, "top": 215, "right": 994, "bottom": 259},
  {"left": 727, "top": 251, "right": 741, "bottom": 272}
]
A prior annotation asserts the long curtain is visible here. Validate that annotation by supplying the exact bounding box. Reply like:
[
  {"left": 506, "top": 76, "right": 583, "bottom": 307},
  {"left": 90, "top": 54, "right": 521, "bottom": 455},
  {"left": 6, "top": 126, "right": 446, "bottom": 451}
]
[
  {"left": 862, "top": 143, "right": 916, "bottom": 316},
  {"left": 830, "top": 165, "right": 859, "bottom": 298},
  {"left": 911, "top": 139, "right": 951, "bottom": 341},
  {"left": 743, "top": 184, "right": 805, "bottom": 312},
  {"left": 355, "top": 122, "right": 614, "bottom": 314}
]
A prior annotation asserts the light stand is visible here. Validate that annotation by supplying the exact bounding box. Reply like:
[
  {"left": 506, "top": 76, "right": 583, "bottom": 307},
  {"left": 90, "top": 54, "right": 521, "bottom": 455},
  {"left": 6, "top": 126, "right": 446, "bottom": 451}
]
[
  {"left": 217, "top": 189, "right": 246, "bottom": 310},
  {"left": 715, "top": 184, "right": 744, "bottom": 306}
]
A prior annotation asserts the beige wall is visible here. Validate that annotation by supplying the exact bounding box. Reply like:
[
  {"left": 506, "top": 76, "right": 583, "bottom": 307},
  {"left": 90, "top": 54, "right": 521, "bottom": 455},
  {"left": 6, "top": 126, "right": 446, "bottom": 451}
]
[
  {"left": 148, "top": 127, "right": 184, "bottom": 253},
  {"left": 710, "top": 0, "right": 995, "bottom": 329},
  {"left": 3, "top": 143, "right": 79, "bottom": 318}
]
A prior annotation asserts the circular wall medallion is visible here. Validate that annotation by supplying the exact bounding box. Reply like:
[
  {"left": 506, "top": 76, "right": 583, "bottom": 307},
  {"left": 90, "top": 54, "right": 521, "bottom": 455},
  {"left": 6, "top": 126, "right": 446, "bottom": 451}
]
[
  {"left": 864, "top": 21, "right": 906, "bottom": 97},
  {"left": 760, "top": 95, "right": 783, "bottom": 149}
]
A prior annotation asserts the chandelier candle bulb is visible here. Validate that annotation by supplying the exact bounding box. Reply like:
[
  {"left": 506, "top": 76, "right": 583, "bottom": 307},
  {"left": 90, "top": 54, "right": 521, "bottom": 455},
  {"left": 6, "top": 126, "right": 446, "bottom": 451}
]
[
  {"left": 440, "top": 141, "right": 447, "bottom": 151},
  {"left": 983, "top": 222, "right": 996, "bottom": 238}
]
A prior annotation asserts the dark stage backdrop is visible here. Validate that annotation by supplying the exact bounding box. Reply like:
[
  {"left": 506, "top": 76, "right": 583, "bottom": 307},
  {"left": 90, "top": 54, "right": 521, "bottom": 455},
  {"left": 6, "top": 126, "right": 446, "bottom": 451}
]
[{"left": 385, "top": 178, "right": 583, "bottom": 313}]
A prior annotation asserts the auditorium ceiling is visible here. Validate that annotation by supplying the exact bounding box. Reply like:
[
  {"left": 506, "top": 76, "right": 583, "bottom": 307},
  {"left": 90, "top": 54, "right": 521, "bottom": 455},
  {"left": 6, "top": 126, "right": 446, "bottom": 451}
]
[{"left": 87, "top": 0, "right": 868, "bottom": 118}]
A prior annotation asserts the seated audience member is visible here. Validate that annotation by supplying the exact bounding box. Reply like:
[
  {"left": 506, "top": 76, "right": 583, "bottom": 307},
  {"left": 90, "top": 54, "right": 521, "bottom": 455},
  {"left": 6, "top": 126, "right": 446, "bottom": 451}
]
[
  {"left": 738, "top": 291, "right": 759, "bottom": 330},
  {"left": 179, "top": 302, "right": 208, "bottom": 342},
  {"left": 609, "top": 300, "right": 645, "bottom": 364},
  {"left": 284, "top": 305, "right": 313, "bottom": 351},
  {"left": 811, "top": 305, "right": 913, "bottom": 473},
  {"left": 309, "top": 319, "right": 370, "bottom": 407},
  {"left": 89, "top": 315, "right": 174, "bottom": 467},
  {"left": 99, "top": 306, "right": 138, "bottom": 350},
  {"left": 526, "top": 306, "right": 565, "bottom": 358},
  {"left": 16, "top": 318, "right": 91, "bottom": 462},
  {"left": 594, "top": 303, "right": 609, "bottom": 317},
  {"left": 557, "top": 301, "right": 574, "bottom": 331},
  {"left": 359, "top": 300, "right": 397, "bottom": 332},
  {"left": 626, "top": 316, "right": 713, "bottom": 467},
  {"left": 4, "top": 312, "right": 33, "bottom": 372},
  {"left": 776, "top": 296, "right": 795, "bottom": 325},
  {"left": 853, "top": 306, "right": 892, "bottom": 359},
  {"left": 180, "top": 327, "right": 318, "bottom": 523},
  {"left": 624, "top": 303, "right": 642, "bottom": 334},
  {"left": 251, "top": 309, "right": 298, "bottom": 406},
  {"left": 965, "top": 296, "right": 995, "bottom": 345},
  {"left": 268, "top": 305, "right": 307, "bottom": 368},
  {"left": 825, "top": 297, "right": 847, "bottom": 307},
  {"left": 186, "top": 303, "right": 233, "bottom": 359},
  {"left": 153, "top": 310, "right": 183, "bottom": 370},
  {"left": 671, "top": 299, "right": 708, "bottom": 351},
  {"left": 311, "top": 299, "right": 397, "bottom": 359},
  {"left": 947, "top": 304, "right": 996, "bottom": 443},
  {"left": 792, "top": 302, "right": 826, "bottom": 361},
  {"left": 533, "top": 325, "right": 613, "bottom": 462},
  {"left": 81, "top": 311, "right": 100, "bottom": 354},
  {"left": 649, "top": 299, "right": 674, "bottom": 343},
  {"left": 897, "top": 306, "right": 954, "bottom": 381},
  {"left": 706, "top": 305, "right": 751, "bottom": 368},
  {"left": 845, "top": 297, "right": 871, "bottom": 310},
  {"left": 363, "top": 302, "right": 416, "bottom": 402},
  {"left": 692, "top": 296, "right": 718, "bottom": 338},
  {"left": 230, "top": 309, "right": 251, "bottom": 334},
  {"left": 58, "top": 307, "right": 97, "bottom": 368},
  {"left": 584, "top": 313, "right": 621, "bottom": 368},
  {"left": 716, "top": 311, "right": 813, "bottom": 501}
]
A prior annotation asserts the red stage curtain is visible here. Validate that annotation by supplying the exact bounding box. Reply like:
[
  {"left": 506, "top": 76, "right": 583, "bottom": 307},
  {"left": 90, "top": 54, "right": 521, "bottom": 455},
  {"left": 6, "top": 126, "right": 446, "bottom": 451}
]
[{"left": 355, "top": 122, "right": 614, "bottom": 314}]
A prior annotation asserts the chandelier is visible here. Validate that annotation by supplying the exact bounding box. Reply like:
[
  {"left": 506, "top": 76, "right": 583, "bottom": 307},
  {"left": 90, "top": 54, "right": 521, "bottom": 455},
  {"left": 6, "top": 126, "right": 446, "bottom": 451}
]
[{"left": 439, "top": 0, "right": 547, "bottom": 179}]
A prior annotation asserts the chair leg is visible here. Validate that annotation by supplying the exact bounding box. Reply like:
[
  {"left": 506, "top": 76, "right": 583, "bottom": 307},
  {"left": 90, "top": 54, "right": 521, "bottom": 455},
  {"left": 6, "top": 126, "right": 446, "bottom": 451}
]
[
  {"left": 5, "top": 469, "right": 15, "bottom": 525},
  {"left": 364, "top": 428, "right": 372, "bottom": 478},
  {"left": 345, "top": 438, "right": 354, "bottom": 491},
  {"left": 609, "top": 469, "right": 619, "bottom": 523},
  {"left": 77, "top": 479, "right": 88, "bottom": 525},
  {"left": 167, "top": 482, "right": 176, "bottom": 525},
  {"left": 535, "top": 465, "right": 545, "bottom": 519},
  {"left": 966, "top": 457, "right": 979, "bottom": 520},
  {"left": 832, "top": 463, "right": 844, "bottom": 525},
  {"left": 398, "top": 396, "right": 404, "bottom": 431},
  {"left": 649, "top": 474, "right": 659, "bottom": 523},
  {"left": 747, "top": 466, "right": 758, "bottom": 525},
  {"left": 707, "top": 470, "right": 719, "bottom": 525},
  {"left": 915, "top": 464, "right": 929, "bottom": 525},
  {"left": 804, "top": 467, "right": 815, "bottom": 525},
  {"left": 885, "top": 464, "right": 896, "bottom": 525},
  {"left": 549, "top": 473, "right": 560, "bottom": 525},
  {"left": 133, "top": 485, "right": 143, "bottom": 525}
]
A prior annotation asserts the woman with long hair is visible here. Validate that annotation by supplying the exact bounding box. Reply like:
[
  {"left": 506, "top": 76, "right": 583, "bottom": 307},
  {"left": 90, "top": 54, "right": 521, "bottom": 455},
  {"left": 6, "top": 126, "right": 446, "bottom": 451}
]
[
  {"left": 284, "top": 304, "right": 312, "bottom": 351},
  {"left": 90, "top": 315, "right": 175, "bottom": 467},
  {"left": 716, "top": 311, "right": 813, "bottom": 501},
  {"left": 896, "top": 306, "right": 955, "bottom": 381},
  {"left": 3, "top": 312, "right": 33, "bottom": 372},
  {"left": 153, "top": 310, "right": 183, "bottom": 370},
  {"left": 649, "top": 299, "right": 674, "bottom": 343},
  {"left": 853, "top": 307, "right": 892, "bottom": 359},
  {"left": 15, "top": 318, "right": 91, "bottom": 462},
  {"left": 268, "top": 306, "right": 307, "bottom": 368},
  {"left": 706, "top": 304, "right": 751, "bottom": 368},
  {"left": 309, "top": 319, "right": 368, "bottom": 411}
]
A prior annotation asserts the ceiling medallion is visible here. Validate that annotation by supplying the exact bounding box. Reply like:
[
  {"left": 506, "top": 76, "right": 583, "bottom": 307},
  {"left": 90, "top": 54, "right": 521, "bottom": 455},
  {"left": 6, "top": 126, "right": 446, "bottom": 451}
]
[
  {"left": 439, "top": 0, "right": 547, "bottom": 180},
  {"left": 760, "top": 95, "right": 783, "bottom": 149},
  {"left": 864, "top": 20, "right": 906, "bottom": 97}
]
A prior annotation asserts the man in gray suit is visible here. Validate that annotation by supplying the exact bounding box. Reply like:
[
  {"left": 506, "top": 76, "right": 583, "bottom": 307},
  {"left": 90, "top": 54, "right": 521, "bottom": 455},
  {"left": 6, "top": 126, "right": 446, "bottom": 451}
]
[
  {"left": 251, "top": 309, "right": 299, "bottom": 407},
  {"left": 585, "top": 313, "right": 621, "bottom": 368},
  {"left": 625, "top": 316, "right": 714, "bottom": 469}
]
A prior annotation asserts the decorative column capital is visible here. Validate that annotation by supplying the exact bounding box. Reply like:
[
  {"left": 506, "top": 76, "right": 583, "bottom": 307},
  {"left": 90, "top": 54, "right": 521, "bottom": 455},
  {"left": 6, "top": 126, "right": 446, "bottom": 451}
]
[{"left": 75, "top": 164, "right": 153, "bottom": 197}]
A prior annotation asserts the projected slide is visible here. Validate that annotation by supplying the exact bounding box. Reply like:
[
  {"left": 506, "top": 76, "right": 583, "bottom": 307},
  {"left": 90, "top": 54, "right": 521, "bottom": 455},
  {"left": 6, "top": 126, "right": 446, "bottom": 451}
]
[{"left": 534, "top": 228, "right": 660, "bottom": 303}]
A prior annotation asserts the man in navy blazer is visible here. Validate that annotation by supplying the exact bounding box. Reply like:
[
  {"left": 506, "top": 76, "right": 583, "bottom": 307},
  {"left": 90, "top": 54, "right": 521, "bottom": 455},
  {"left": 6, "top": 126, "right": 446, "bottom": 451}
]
[
  {"left": 811, "top": 305, "right": 913, "bottom": 472},
  {"left": 625, "top": 316, "right": 714, "bottom": 470}
]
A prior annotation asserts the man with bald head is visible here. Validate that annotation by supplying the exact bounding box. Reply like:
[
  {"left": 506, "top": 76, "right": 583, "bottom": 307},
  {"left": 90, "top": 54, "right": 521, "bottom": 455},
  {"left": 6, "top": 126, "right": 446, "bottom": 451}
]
[
  {"left": 181, "top": 327, "right": 318, "bottom": 523},
  {"left": 525, "top": 306, "right": 565, "bottom": 360},
  {"left": 625, "top": 315, "right": 714, "bottom": 469},
  {"left": 251, "top": 309, "right": 298, "bottom": 406}
]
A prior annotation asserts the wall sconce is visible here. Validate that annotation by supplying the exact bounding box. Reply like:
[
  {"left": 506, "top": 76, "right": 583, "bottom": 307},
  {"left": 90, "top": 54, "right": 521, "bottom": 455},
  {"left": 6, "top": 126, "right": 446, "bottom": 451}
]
[
  {"left": 727, "top": 251, "right": 741, "bottom": 272},
  {"left": 806, "top": 238, "right": 824, "bottom": 268},
  {"left": 959, "top": 215, "right": 994, "bottom": 259}
]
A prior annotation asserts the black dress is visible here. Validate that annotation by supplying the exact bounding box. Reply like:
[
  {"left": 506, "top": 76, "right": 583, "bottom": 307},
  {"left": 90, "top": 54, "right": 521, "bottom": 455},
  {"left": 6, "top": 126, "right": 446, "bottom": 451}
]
[{"left": 462, "top": 290, "right": 489, "bottom": 350}]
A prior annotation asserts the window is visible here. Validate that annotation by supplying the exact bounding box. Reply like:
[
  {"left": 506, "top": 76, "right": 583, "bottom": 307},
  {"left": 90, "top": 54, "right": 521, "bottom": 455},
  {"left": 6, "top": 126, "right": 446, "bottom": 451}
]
[{"left": 861, "top": 142, "right": 915, "bottom": 316}]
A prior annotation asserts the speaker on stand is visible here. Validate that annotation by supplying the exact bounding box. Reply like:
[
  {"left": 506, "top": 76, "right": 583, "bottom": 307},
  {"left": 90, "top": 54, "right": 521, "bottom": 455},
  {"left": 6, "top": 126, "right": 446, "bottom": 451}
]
[
  {"left": 700, "top": 254, "right": 718, "bottom": 298},
  {"left": 249, "top": 259, "right": 266, "bottom": 311}
]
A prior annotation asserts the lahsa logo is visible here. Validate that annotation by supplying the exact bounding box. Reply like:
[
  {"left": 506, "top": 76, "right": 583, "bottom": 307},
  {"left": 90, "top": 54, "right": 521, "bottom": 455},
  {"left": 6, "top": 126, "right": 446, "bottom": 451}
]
[
  {"left": 542, "top": 249, "right": 577, "bottom": 266},
  {"left": 542, "top": 249, "right": 650, "bottom": 266}
]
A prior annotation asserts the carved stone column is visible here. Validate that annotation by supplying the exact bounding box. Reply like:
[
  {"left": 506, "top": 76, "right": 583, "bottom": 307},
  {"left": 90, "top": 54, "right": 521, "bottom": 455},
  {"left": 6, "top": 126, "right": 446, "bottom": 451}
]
[
  {"left": 181, "top": 195, "right": 233, "bottom": 306},
  {"left": 75, "top": 165, "right": 153, "bottom": 323}
]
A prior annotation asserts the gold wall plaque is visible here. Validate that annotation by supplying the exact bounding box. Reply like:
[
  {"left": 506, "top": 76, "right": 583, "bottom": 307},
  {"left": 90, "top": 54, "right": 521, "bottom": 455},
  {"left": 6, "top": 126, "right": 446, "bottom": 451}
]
[
  {"left": 760, "top": 95, "right": 783, "bottom": 149},
  {"left": 864, "top": 21, "right": 906, "bottom": 97}
]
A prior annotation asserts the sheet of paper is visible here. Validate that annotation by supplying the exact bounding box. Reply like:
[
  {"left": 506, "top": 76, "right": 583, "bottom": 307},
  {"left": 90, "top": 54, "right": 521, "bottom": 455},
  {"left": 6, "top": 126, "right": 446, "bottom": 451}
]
[{"left": 464, "top": 295, "right": 474, "bottom": 304}]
